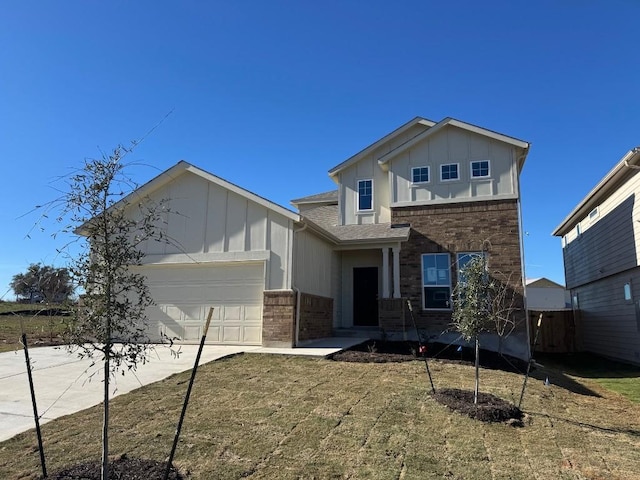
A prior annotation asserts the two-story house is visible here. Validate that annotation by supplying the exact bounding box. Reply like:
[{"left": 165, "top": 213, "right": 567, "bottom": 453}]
[
  {"left": 114, "top": 116, "right": 531, "bottom": 358},
  {"left": 553, "top": 147, "right": 640, "bottom": 365}
]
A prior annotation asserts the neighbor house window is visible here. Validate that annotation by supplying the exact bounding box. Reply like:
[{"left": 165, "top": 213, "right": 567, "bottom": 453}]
[
  {"left": 440, "top": 163, "right": 459, "bottom": 181},
  {"left": 411, "top": 166, "right": 430, "bottom": 184},
  {"left": 422, "top": 253, "right": 451, "bottom": 309},
  {"left": 624, "top": 282, "right": 633, "bottom": 301},
  {"left": 589, "top": 207, "right": 599, "bottom": 221},
  {"left": 357, "top": 179, "right": 373, "bottom": 211},
  {"left": 471, "top": 160, "right": 490, "bottom": 178}
]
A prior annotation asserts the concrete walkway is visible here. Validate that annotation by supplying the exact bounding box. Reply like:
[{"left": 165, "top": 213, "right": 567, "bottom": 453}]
[{"left": 0, "top": 337, "right": 366, "bottom": 442}]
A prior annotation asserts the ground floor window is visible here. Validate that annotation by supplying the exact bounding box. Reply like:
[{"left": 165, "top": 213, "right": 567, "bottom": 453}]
[
  {"left": 456, "top": 252, "right": 486, "bottom": 283},
  {"left": 421, "top": 253, "right": 451, "bottom": 309}
]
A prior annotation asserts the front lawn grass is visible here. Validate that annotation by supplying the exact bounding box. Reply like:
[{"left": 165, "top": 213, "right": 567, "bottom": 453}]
[
  {"left": 2, "top": 353, "right": 640, "bottom": 479},
  {"left": 537, "top": 352, "right": 640, "bottom": 404},
  {"left": 0, "top": 304, "right": 69, "bottom": 353}
]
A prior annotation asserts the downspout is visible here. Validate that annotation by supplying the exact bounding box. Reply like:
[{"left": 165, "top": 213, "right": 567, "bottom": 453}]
[
  {"left": 292, "top": 221, "right": 308, "bottom": 347},
  {"left": 516, "top": 151, "right": 531, "bottom": 359}
]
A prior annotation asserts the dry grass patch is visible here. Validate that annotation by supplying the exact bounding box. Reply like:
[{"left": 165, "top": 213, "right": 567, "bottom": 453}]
[
  {"left": 1, "top": 353, "right": 640, "bottom": 479},
  {"left": 0, "top": 302, "right": 70, "bottom": 352}
]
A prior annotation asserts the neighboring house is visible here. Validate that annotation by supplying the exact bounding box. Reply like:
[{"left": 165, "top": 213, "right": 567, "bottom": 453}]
[
  {"left": 118, "top": 116, "right": 531, "bottom": 358},
  {"left": 525, "top": 278, "right": 570, "bottom": 310},
  {"left": 553, "top": 147, "right": 640, "bottom": 365}
]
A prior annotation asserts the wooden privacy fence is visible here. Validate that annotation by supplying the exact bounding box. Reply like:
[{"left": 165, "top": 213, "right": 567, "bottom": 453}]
[{"left": 529, "top": 309, "right": 579, "bottom": 353}]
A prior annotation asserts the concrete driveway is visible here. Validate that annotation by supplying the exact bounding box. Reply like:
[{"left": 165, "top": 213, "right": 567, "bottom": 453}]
[{"left": 0, "top": 337, "right": 365, "bottom": 442}]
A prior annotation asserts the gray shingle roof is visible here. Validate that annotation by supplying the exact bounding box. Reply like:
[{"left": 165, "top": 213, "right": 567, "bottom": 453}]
[
  {"left": 301, "top": 204, "right": 410, "bottom": 243},
  {"left": 290, "top": 190, "right": 338, "bottom": 205}
]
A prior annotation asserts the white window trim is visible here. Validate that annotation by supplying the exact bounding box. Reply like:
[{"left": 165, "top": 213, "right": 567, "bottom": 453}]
[
  {"left": 589, "top": 207, "right": 599, "bottom": 222},
  {"left": 470, "top": 160, "right": 491, "bottom": 179},
  {"left": 410, "top": 166, "right": 430, "bottom": 185},
  {"left": 356, "top": 178, "right": 374, "bottom": 212},
  {"left": 421, "top": 253, "right": 452, "bottom": 310},
  {"left": 440, "top": 163, "right": 460, "bottom": 182}
]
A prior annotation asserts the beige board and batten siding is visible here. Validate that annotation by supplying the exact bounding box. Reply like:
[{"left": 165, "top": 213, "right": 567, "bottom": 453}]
[
  {"left": 390, "top": 126, "right": 518, "bottom": 206},
  {"left": 129, "top": 170, "right": 295, "bottom": 345},
  {"left": 293, "top": 229, "right": 336, "bottom": 298},
  {"left": 338, "top": 123, "right": 429, "bottom": 226},
  {"left": 293, "top": 229, "right": 341, "bottom": 327}
]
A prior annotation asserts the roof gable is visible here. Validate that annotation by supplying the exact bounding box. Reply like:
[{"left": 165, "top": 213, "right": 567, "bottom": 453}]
[
  {"left": 526, "top": 277, "right": 565, "bottom": 289},
  {"left": 115, "top": 160, "right": 300, "bottom": 222},
  {"left": 328, "top": 116, "right": 436, "bottom": 180},
  {"left": 377, "top": 117, "right": 530, "bottom": 171},
  {"left": 328, "top": 117, "right": 530, "bottom": 181}
]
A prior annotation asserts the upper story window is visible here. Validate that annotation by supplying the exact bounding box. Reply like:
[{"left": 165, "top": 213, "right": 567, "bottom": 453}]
[
  {"left": 411, "top": 166, "right": 430, "bottom": 184},
  {"left": 471, "top": 160, "right": 490, "bottom": 178},
  {"left": 440, "top": 163, "right": 459, "bottom": 181},
  {"left": 589, "top": 207, "right": 599, "bottom": 221},
  {"left": 357, "top": 179, "right": 373, "bottom": 211},
  {"left": 422, "top": 253, "right": 451, "bottom": 309}
]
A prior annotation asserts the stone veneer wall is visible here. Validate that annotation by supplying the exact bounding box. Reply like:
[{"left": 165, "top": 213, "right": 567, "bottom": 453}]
[
  {"left": 262, "top": 290, "right": 296, "bottom": 347},
  {"left": 298, "top": 293, "right": 333, "bottom": 342},
  {"left": 391, "top": 199, "right": 526, "bottom": 333},
  {"left": 378, "top": 298, "right": 408, "bottom": 333}
]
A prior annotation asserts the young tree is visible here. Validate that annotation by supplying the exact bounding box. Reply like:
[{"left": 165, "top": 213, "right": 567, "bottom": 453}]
[
  {"left": 10, "top": 263, "right": 74, "bottom": 303},
  {"left": 451, "top": 255, "right": 491, "bottom": 404},
  {"left": 52, "top": 144, "right": 171, "bottom": 480},
  {"left": 451, "top": 254, "right": 523, "bottom": 404}
]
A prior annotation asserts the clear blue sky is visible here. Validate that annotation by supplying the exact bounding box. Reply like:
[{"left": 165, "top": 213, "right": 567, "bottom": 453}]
[{"left": 1, "top": 0, "right": 639, "bottom": 298}]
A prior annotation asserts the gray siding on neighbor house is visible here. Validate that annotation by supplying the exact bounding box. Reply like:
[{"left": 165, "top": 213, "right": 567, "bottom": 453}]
[
  {"left": 563, "top": 193, "right": 637, "bottom": 289},
  {"left": 572, "top": 268, "right": 640, "bottom": 365}
]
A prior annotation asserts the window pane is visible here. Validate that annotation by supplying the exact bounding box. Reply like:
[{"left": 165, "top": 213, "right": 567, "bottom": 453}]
[
  {"left": 441, "top": 164, "right": 458, "bottom": 180},
  {"left": 412, "top": 167, "right": 429, "bottom": 183},
  {"left": 358, "top": 180, "right": 372, "bottom": 210},
  {"left": 471, "top": 161, "right": 489, "bottom": 177},
  {"left": 422, "top": 253, "right": 451, "bottom": 287},
  {"left": 424, "top": 287, "right": 451, "bottom": 309}
]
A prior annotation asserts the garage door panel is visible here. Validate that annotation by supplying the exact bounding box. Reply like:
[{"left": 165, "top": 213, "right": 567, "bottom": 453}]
[{"left": 139, "top": 263, "right": 264, "bottom": 345}]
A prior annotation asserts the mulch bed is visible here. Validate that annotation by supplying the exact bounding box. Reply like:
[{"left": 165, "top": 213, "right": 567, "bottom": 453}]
[
  {"left": 43, "top": 455, "right": 184, "bottom": 480},
  {"left": 331, "top": 340, "right": 528, "bottom": 373},
  {"left": 433, "top": 388, "right": 524, "bottom": 424}
]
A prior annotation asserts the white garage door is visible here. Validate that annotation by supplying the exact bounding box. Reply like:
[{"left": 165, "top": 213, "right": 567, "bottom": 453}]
[{"left": 139, "top": 263, "right": 264, "bottom": 345}]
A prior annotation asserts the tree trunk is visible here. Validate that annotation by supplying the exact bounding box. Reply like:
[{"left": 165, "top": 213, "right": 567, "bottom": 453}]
[
  {"left": 474, "top": 336, "right": 480, "bottom": 405},
  {"left": 102, "top": 348, "right": 110, "bottom": 480}
]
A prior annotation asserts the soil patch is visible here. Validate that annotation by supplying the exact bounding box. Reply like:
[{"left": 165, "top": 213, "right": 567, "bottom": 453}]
[
  {"left": 331, "top": 340, "right": 527, "bottom": 373},
  {"left": 433, "top": 388, "right": 524, "bottom": 424},
  {"left": 43, "top": 455, "right": 184, "bottom": 480}
]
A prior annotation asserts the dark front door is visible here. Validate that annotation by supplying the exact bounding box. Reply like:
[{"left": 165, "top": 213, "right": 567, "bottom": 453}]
[{"left": 353, "top": 267, "right": 379, "bottom": 326}]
